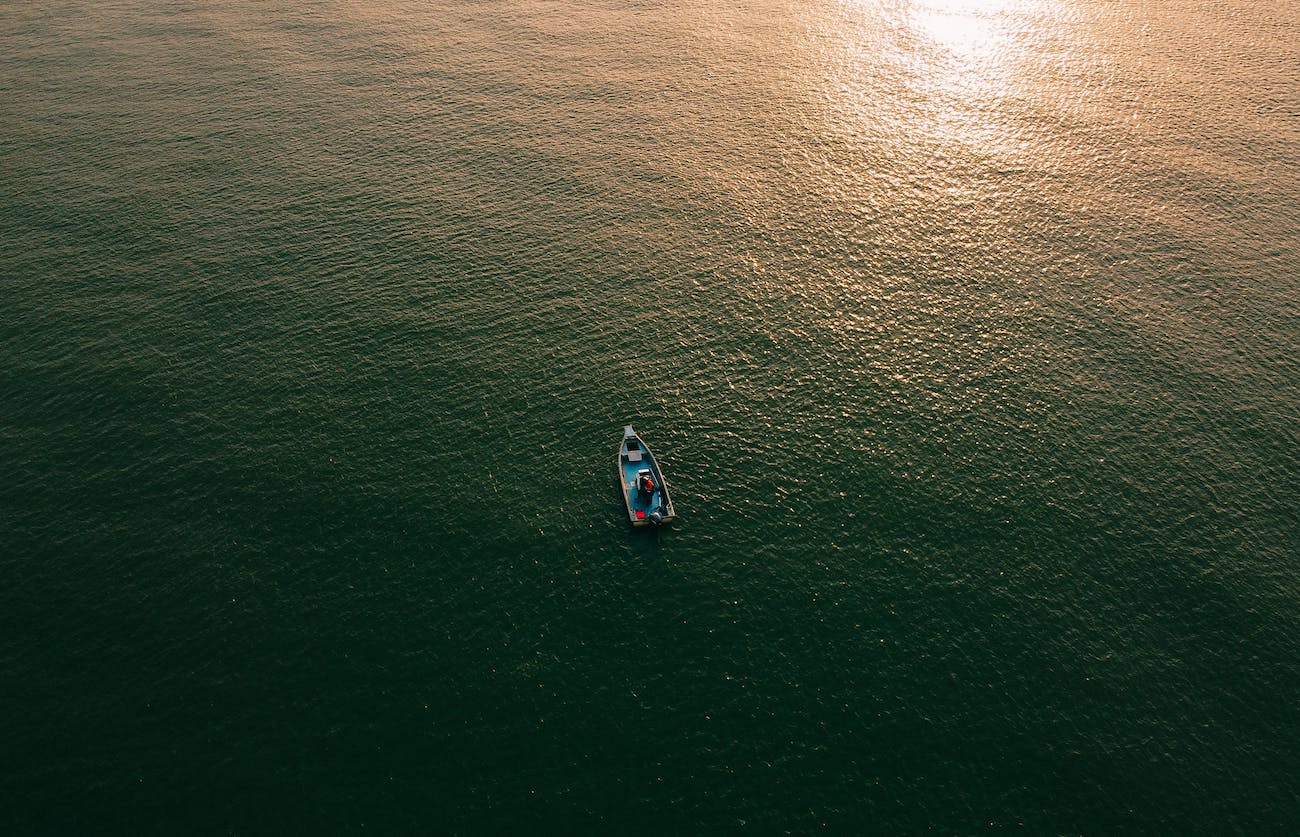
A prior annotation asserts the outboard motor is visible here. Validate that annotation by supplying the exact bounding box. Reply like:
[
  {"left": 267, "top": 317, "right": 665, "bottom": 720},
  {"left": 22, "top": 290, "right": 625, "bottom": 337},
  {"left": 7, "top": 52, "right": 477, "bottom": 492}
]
[{"left": 649, "top": 510, "right": 663, "bottom": 525}]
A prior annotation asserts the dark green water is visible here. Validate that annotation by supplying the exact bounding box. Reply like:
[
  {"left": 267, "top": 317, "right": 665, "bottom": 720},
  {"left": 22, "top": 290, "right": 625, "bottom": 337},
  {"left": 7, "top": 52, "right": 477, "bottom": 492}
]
[{"left": 3, "top": 0, "right": 1298, "bottom": 832}]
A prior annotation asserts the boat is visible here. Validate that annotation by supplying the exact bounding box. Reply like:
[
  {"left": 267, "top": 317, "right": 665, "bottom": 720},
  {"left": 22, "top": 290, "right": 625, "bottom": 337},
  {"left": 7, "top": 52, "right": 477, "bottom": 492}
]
[{"left": 617, "top": 425, "right": 676, "bottom": 526}]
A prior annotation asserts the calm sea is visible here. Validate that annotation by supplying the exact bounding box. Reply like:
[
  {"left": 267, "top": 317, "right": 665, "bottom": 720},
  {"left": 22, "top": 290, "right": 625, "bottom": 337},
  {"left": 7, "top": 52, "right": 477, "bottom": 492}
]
[{"left": 2, "top": 0, "right": 1298, "bottom": 832}]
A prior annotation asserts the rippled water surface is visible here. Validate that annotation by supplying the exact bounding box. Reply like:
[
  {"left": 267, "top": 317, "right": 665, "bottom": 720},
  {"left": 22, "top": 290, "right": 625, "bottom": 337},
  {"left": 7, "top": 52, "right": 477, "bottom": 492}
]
[{"left": 3, "top": 0, "right": 1298, "bottom": 831}]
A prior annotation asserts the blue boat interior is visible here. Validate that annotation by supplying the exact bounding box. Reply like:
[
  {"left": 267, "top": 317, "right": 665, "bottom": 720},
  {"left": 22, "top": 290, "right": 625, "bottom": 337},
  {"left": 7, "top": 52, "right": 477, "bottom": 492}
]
[{"left": 620, "top": 438, "right": 667, "bottom": 522}]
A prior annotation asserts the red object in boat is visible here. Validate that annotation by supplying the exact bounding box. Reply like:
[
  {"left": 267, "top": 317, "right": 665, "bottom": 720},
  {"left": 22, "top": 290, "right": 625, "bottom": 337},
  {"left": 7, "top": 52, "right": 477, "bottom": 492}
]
[{"left": 636, "top": 510, "right": 646, "bottom": 519}]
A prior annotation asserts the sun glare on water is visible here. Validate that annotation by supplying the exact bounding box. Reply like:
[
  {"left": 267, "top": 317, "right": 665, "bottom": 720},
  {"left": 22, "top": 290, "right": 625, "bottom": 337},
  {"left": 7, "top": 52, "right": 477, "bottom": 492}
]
[
  {"left": 821, "top": 0, "right": 1063, "bottom": 166},
  {"left": 907, "top": 0, "right": 1019, "bottom": 61},
  {"left": 798, "top": 0, "right": 1069, "bottom": 328}
]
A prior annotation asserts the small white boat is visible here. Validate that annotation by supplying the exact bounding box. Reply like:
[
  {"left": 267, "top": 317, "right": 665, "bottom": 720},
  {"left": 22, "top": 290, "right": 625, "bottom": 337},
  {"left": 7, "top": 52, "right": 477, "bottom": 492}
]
[{"left": 617, "top": 425, "right": 676, "bottom": 526}]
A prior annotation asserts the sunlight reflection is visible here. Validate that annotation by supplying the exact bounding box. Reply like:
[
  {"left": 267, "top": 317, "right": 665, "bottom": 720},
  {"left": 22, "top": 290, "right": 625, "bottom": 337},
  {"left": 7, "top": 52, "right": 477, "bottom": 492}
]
[
  {"left": 897, "top": 0, "right": 1045, "bottom": 163},
  {"left": 810, "top": 0, "right": 1070, "bottom": 182},
  {"left": 908, "top": 0, "right": 1018, "bottom": 62}
]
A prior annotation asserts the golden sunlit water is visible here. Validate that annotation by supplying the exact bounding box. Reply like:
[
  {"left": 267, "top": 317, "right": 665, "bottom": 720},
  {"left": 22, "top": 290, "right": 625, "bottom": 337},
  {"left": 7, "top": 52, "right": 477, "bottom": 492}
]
[{"left": 2, "top": 0, "right": 1298, "bottom": 831}]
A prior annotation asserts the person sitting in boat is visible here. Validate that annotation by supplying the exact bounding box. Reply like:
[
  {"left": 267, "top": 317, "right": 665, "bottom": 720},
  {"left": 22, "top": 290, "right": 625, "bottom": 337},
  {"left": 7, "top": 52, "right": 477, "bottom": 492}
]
[{"left": 636, "top": 470, "right": 655, "bottom": 497}]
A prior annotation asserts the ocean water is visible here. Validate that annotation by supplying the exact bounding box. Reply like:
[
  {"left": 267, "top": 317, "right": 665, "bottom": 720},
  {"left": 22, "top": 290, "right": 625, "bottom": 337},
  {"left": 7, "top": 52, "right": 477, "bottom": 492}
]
[{"left": 2, "top": 0, "right": 1298, "bottom": 831}]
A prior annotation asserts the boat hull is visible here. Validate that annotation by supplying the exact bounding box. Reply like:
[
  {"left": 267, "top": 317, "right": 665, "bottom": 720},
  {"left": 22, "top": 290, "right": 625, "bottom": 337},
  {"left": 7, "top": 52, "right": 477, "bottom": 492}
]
[{"left": 617, "top": 425, "right": 675, "bottom": 526}]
